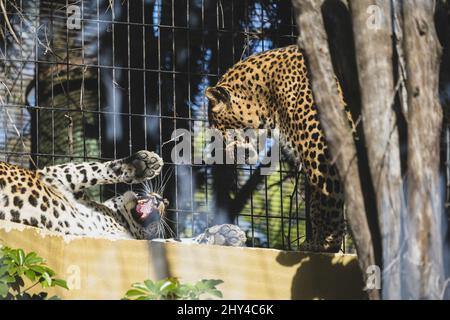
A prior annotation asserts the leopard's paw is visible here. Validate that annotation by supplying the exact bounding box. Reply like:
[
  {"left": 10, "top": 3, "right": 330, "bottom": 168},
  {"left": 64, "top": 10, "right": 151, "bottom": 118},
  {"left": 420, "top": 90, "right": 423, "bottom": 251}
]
[
  {"left": 122, "top": 151, "right": 163, "bottom": 183},
  {"left": 195, "top": 224, "right": 247, "bottom": 247}
]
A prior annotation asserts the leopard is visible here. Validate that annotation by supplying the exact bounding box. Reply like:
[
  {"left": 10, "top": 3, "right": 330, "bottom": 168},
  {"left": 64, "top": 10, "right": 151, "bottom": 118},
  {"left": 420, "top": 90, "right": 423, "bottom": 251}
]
[
  {"left": 206, "top": 45, "right": 355, "bottom": 253},
  {"left": 0, "top": 150, "right": 247, "bottom": 246},
  {"left": 0, "top": 151, "right": 167, "bottom": 239}
]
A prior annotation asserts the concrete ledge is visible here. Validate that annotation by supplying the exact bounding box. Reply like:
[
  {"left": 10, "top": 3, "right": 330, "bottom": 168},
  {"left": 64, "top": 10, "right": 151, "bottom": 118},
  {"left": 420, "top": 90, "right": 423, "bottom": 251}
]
[{"left": 0, "top": 221, "right": 365, "bottom": 299}]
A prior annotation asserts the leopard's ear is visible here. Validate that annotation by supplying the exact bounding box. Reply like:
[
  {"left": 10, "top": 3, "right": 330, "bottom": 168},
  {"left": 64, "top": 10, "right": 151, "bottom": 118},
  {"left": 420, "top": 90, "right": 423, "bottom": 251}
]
[{"left": 206, "top": 86, "right": 230, "bottom": 113}]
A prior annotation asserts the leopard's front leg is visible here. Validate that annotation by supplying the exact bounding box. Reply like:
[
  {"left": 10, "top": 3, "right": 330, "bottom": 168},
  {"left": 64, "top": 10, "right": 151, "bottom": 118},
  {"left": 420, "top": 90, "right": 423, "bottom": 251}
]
[
  {"left": 38, "top": 150, "right": 163, "bottom": 192},
  {"left": 300, "top": 184, "right": 345, "bottom": 253},
  {"left": 299, "top": 145, "right": 345, "bottom": 253}
]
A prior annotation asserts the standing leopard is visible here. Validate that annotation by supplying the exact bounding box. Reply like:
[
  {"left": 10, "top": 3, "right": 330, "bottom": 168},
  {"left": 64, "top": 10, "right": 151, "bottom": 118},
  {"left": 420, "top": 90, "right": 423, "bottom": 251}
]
[{"left": 206, "top": 45, "right": 355, "bottom": 253}]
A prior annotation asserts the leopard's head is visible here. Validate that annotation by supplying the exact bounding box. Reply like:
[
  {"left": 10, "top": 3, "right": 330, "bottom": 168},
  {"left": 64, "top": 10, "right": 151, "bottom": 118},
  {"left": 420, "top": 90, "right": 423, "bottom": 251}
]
[
  {"left": 206, "top": 85, "right": 271, "bottom": 163},
  {"left": 206, "top": 85, "right": 268, "bottom": 132},
  {"left": 122, "top": 191, "right": 169, "bottom": 238}
]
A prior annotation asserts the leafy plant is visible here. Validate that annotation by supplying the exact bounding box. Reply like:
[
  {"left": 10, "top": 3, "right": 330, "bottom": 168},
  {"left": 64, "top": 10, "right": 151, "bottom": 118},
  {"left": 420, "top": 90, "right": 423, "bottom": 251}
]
[
  {"left": 0, "top": 245, "right": 68, "bottom": 300},
  {"left": 124, "top": 278, "right": 223, "bottom": 300}
]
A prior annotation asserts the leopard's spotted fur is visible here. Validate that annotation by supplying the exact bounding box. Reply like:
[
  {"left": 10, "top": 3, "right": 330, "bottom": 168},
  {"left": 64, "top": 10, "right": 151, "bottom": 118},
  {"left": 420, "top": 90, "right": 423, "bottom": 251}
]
[
  {"left": 0, "top": 151, "right": 165, "bottom": 239},
  {"left": 207, "top": 45, "right": 355, "bottom": 252}
]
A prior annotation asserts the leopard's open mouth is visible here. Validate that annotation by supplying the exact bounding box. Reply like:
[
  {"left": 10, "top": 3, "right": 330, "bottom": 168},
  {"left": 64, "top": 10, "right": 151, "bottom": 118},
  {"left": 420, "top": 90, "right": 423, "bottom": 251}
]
[{"left": 132, "top": 193, "right": 168, "bottom": 227}]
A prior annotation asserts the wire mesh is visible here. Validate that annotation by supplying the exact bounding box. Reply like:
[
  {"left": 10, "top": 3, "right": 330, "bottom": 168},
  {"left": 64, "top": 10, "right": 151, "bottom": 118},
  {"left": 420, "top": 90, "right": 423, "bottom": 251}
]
[{"left": 0, "top": 0, "right": 355, "bottom": 251}]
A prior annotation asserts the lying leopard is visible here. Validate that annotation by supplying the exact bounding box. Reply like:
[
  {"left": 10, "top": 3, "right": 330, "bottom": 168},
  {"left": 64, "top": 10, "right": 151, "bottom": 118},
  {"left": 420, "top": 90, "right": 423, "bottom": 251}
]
[
  {"left": 0, "top": 151, "right": 246, "bottom": 246},
  {"left": 207, "top": 45, "right": 355, "bottom": 252}
]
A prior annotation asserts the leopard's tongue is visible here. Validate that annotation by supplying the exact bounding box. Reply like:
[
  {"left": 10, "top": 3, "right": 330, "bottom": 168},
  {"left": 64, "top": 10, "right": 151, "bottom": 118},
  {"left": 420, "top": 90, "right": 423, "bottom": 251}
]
[{"left": 136, "top": 203, "right": 146, "bottom": 218}]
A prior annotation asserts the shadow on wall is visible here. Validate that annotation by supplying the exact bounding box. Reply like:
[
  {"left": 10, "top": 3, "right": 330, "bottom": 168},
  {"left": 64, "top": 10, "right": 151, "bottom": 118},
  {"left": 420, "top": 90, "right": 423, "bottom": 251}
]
[{"left": 276, "top": 251, "right": 366, "bottom": 300}]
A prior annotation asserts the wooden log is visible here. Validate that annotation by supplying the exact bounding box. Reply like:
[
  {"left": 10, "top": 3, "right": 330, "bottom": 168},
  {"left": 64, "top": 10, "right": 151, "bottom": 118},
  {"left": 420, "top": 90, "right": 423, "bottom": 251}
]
[
  {"left": 348, "top": 0, "right": 403, "bottom": 299},
  {"left": 403, "top": 0, "right": 445, "bottom": 299},
  {"left": 292, "top": 0, "right": 379, "bottom": 300}
]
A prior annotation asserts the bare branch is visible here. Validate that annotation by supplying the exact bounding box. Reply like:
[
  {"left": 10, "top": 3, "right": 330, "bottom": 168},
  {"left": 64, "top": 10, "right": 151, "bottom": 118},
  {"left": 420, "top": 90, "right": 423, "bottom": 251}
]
[{"left": 0, "top": 0, "right": 20, "bottom": 44}]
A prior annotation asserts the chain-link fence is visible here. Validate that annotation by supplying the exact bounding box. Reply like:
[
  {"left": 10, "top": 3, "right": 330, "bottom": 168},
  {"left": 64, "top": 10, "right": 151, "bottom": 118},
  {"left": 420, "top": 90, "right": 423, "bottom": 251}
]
[{"left": 0, "top": 0, "right": 356, "bottom": 251}]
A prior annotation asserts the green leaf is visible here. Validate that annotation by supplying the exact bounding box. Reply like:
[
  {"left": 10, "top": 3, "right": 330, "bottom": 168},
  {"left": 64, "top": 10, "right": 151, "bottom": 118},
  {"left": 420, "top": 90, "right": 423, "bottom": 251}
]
[
  {"left": 24, "top": 252, "right": 37, "bottom": 261},
  {"left": 41, "top": 272, "right": 52, "bottom": 287},
  {"left": 24, "top": 270, "right": 36, "bottom": 282},
  {"left": 159, "top": 280, "right": 177, "bottom": 294},
  {"left": 1, "top": 259, "right": 13, "bottom": 269},
  {"left": 52, "top": 279, "right": 68, "bottom": 290},
  {"left": 7, "top": 266, "right": 18, "bottom": 276},
  {"left": 144, "top": 280, "right": 156, "bottom": 292},
  {"left": 29, "top": 265, "right": 48, "bottom": 275},
  {"left": 202, "top": 279, "right": 223, "bottom": 289},
  {"left": 15, "top": 266, "right": 26, "bottom": 276},
  {"left": 207, "top": 289, "right": 223, "bottom": 298},
  {"left": 0, "top": 266, "right": 9, "bottom": 277},
  {"left": 131, "top": 283, "right": 150, "bottom": 292},
  {"left": 8, "top": 250, "right": 20, "bottom": 265},
  {"left": 124, "top": 278, "right": 224, "bottom": 300},
  {"left": 17, "top": 249, "right": 25, "bottom": 266},
  {"left": 0, "top": 275, "right": 15, "bottom": 284},
  {"left": 0, "top": 282, "right": 9, "bottom": 298},
  {"left": 24, "top": 252, "right": 44, "bottom": 266},
  {"left": 125, "top": 289, "right": 145, "bottom": 297}
]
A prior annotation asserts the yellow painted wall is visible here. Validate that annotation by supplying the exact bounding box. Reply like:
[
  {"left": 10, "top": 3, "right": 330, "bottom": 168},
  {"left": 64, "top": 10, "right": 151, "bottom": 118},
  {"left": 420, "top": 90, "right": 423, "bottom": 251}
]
[{"left": 0, "top": 221, "right": 365, "bottom": 300}]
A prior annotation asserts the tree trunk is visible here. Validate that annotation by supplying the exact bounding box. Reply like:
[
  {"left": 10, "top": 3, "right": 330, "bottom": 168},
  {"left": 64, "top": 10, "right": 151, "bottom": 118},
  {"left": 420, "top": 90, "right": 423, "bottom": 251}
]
[
  {"left": 403, "top": 0, "right": 446, "bottom": 299},
  {"left": 348, "top": 0, "right": 403, "bottom": 299},
  {"left": 292, "top": 0, "right": 379, "bottom": 300}
]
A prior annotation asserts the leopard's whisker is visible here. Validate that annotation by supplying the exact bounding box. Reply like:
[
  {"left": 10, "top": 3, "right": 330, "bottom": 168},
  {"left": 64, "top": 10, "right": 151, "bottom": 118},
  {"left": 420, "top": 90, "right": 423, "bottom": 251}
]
[
  {"left": 160, "top": 219, "right": 175, "bottom": 238},
  {"left": 157, "top": 167, "right": 173, "bottom": 194},
  {"left": 156, "top": 166, "right": 173, "bottom": 194},
  {"left": 160, "top": 224, "right": 165, "bottom": 239},
  {"left": 143, "top": 179, "right": 154, "bottom": 194},
  {"left": 157, "top": 223, "right": 163, "bottom": 239},
  {"left": 154, "top": 169, "right": 163, "bottom": 193},
  {"left": 157, "top": 221, "right": 166, "bottom": 239},
  {"left": 136, "top": 185, "right": 148, "bottom": 197},
  {"left": 161, "top": 216, "right": 177, "bottom": 224}
]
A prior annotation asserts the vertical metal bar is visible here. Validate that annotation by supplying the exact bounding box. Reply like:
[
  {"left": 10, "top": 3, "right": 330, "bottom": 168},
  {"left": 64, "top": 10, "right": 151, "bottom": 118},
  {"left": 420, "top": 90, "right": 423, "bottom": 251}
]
[
  {"left": 127, "top": 0, "right": 132, "bottom": 159},
  {"left": 96, "top": 0, "right": 103, "bottom": 200},
  {"left": 186, "top": 0, "right": 195, "bottom": 235},
  {"left": 18, "top": 0, "right": 23, "bottom": 166},
  {"left": 305, "top": 173, "right": 312, "bottom": 241},
  {"left": 202, "top": 0, "right": 207, "bottom": 236},
  {"left": 1, "top": 1, "right": 5, "bottom": 163},
  {"left": 278, "top": 137, "right": 285, "bottom": 248},
  {"left": 157, "top": 0, "right": 164, "bottom": 234},
  {"left": 142, "top": 0, "right": 147, "bottom": 151},
  {"left": 112, "top": 0, "right": 117, "bottom": 198},
  {"left": 34, "top": 0, "right": 39, "bottom": 167},
  {"left": 81, "top": 0, "right": 87, "bottom": 162},
  {"left": 264, "top": 174, "right": 270, "bottom": 248},
  {"left": 446, "top": 125, "right": 450, "bottom": 214},
  {"left": 295, "top": 170, "right": 300, "bottom": 249},
  {"left": 171, "top": 0, "right": 179, "bottom": 237}
]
